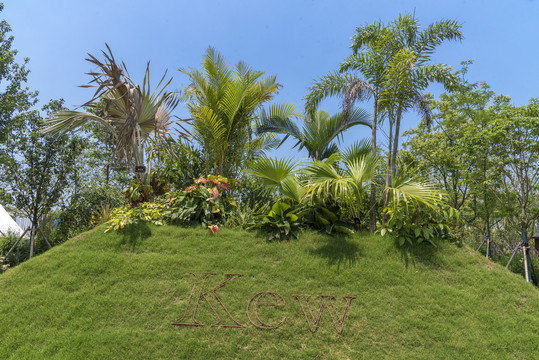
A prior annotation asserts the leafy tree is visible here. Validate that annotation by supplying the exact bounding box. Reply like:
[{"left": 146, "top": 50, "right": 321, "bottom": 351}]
[
  {"left": 491, "top": 97, "right": 539, "bottom": 241},
  {"left": 1, "top": 100, "right": 83, "bottom": 258},
  {"left": 403, "top": 64, "right": 538, "bottom": 248},
  {"left": 402, "top": 63, "right": 497, "bottom": 218},
  {"left": 180, "top": 47, "right": 300, "bottom": 179},
  {"left": 257, "top": 109, "right": 371, "bottom": 161},
  {"left": 0, "top": 3, "right": 38, "bottom": 202}
]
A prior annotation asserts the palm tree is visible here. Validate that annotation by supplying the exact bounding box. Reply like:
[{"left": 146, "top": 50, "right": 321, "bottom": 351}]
[
  {"left": 305, "top": 14, "right": 462, "bottom": 229},
  {"left": 180, "top": 47, "right": 300, "bottom": 179},
  {"left": 246, "top": 147, "right": 443, "bottom": 223},
  {"left": 42, "top": 45, "right": 189, "bottom": 181},
  {"left": 256, "top": 109, "right": 371, "bottom": 161}
]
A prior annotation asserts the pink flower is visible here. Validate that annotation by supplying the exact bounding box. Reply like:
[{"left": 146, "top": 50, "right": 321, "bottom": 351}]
[
  {"left": 217, "top": 183, "right": 230, "bottom": 189},
  {"left": 195, "top": 178, "right": 208, "bottom": 185},
  {"left": 205, "top": 187, "right": 219, "bottom": 202},
  {"left": 208, "top": 225, "right": 219, "bottom": 235}
]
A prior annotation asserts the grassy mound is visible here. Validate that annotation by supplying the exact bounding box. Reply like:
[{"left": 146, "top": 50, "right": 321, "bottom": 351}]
[{"left": 0, "top": 225, "right": 538, "bottom": 359}]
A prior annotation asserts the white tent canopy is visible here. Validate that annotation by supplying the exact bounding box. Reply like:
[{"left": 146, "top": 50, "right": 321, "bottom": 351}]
[{"left": 0, "top": 204, "right": 25, "bottom": 237}]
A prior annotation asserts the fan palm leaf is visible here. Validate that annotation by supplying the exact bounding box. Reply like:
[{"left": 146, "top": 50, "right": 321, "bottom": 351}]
[{"left": 42, "top": 45, "right": 189, "bottom": 175}]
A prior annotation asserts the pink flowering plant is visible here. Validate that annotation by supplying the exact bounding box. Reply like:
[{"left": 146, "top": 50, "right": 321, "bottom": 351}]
[{"left": 164, "top": 175, "right": 236, "bottom": 227}]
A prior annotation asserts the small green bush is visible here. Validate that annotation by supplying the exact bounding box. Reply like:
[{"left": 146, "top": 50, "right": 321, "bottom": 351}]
[
  {"left": 249, "top": 200, "right": 306, "bottom": 241},
  {"left": 303, "top": 205, "right": 355, "bottom": 235},
  {"left": 105, "top": 175, "right": 236, "bottom": 232},
  {"left": 166, "top": 175, "right": 235, "bottom": 227},
  {"left": 105, "top": 201, "right": 168, "bottom": 232},
  {"left": 379, "top": 200, "right": 461, "bottom": 246}
]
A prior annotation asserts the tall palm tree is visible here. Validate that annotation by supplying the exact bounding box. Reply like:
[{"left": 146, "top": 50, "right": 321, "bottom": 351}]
[
  {"left": 42, "top": 45, "right": 189, "bottom": 181},
  {"left": 256, "top": 109, "right": 371, "bottom": 161},
  {"left": 181, "top": 47, "right": 300, "bottom": 179},
  {"left": 305, "top": 14, "right": 462, "bottom": 229}
]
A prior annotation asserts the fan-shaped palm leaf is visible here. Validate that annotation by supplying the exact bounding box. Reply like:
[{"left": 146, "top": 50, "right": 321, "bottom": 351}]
[{"left": 42, "top": 45, "right": 189, "bottom": 175}]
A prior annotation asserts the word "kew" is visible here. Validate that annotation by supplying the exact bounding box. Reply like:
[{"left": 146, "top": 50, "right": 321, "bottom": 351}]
[{"left": 171, "top": 272, "right": 356, "bottom": 334}]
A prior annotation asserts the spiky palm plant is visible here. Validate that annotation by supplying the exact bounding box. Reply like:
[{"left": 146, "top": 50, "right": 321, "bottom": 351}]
[
  {"left": 181, "top": 47, "right": 300, "bottom": 179},
  {"left": 256, "top": 109, "right": 371, "bottom": 161},
  {"left": 42, "top": 44, "right": 190, "bottom": 180}
]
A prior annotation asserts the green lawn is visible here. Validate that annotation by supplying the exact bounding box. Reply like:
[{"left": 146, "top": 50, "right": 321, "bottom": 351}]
[{"left": 0, "top": 224, "right": 538, "bottom": 359}]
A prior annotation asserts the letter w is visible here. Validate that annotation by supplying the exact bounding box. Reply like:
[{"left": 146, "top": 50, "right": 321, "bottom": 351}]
[
  {"left": 291, "top": 294, "right": 356, "bottom": 334},
  {"left": 172, "top": 272, "right": 246, "bottom": 328}
]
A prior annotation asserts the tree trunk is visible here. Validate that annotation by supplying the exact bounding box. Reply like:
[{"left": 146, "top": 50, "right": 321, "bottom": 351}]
[
  {"left": 383, "top": 117, "right": 394, "bottom": 209},
  {"left": 369, "top": 101, "right": 378, "bottom": 232},
  {"left": 29, "top": 226, "right": 36, "bottom": 259},
  {"left": 382, "top": 118, "right": 394, "bottom": 225},
  {"left": 391, "top": 110, "right": 402, "bottom": 177}
]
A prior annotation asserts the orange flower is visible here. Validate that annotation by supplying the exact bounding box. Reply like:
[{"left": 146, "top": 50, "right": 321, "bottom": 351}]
[
  {"left": 205, "top": 187, "right": 219, "bottom": 201},
  {"left": 184, "top": 185, "right": 198, "bottom": 192},
  {"left": 208, "top": 225, "right": 219, "bottom": 234}
]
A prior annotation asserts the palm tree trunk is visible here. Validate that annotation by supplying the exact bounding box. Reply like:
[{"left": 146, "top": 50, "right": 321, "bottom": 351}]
[
  {"left": 369, "top": 101, "right": 378, "bottom": 232},
  {"left": 391, "top": 110, "right": 402, "bottom": 176},
  {"left": 383, "top": 112, "right": 396, "bottom": 225},
  {"left": 384, "top": 118, "right": 394, "bottom": 207}
]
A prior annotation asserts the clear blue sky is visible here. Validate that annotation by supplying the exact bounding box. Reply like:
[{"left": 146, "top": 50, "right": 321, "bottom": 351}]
[{"left": 3, "top": 0, "right": 539, "bottom": 159}]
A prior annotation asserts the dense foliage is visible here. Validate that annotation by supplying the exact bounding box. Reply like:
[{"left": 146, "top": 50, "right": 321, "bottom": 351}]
[{"left": 0, "top": 8, "right": 536, "bottom": 285}]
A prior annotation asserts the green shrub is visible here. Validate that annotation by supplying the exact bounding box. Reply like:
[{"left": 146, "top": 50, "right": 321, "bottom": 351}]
[
  {"left": 124, "top": 173, "right": 169, "bottom": 207},
  {"left": 249, "top": 200, "right": 306, "bottom": 241},
  {"left": 303, "top": 205, "right": 355, "bottom": 235},
  {"left": 154, "top": 140, "right": 206, "bottom": 191},
  {"left": 105, "top": 175, "right": 236, "bottom": 232},
  {"left": 0, "top": 233, "right": 34, "bottom": 267},
  {"left": 105, "top": 201, "right": 168, "bottom": 232},
  {"left": 166, "top": 175, "right": 235, "bottom": 227},
  {"left": 51, "top": 185, "right": 123, "bottom": 242},
  {"left": 379, "top": 201, "right": 461, "bottom": 246}
]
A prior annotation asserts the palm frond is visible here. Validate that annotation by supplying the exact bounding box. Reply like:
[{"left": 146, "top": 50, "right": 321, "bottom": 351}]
[
  {"left": 341, "top": 138, "right": 373, "bottom": 163},
  {"left": 387, "top": 165, "right": 446, "bottom": 209},
  {"left": 244, "top": 156, "right": 297, "bottom": 189},
  {"left": 305, "top": 72, "right": 363, "bottom": 113}
]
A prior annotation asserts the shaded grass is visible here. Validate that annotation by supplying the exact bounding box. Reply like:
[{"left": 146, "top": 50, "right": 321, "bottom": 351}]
[{"left": 0, "top": 224, "right": 538, "bottom": 359}]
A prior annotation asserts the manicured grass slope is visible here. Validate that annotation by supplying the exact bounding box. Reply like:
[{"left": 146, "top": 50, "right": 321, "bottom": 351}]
[{"left": 0, "top": 225, "right": 538, "bottom": 359}]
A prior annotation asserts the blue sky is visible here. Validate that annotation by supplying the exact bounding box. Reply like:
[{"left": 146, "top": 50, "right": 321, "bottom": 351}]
[{"left": 3, "top": 0, "right": 539, "bottom": 159}]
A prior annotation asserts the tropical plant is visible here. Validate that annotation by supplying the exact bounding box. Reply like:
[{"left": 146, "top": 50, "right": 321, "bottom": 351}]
[
  {"left": 249, "top": 200, "right": 305, "bottom": 241},
  {"left": 105, "top": 201, "right": 168, "bottom": 232},
  {"left": 305, "top": 13, "right": 462, "bottom": 230},
  {"left": 181, "top": 47, "right": 300, "bottom": 179},
  {"left": 244, "top": 156, "right": 304, "bottom": 203},
  {"left": 302, "top": 152, "right": 378, "bottom": 218},
  {"left": 42, "top": 45, "right": 190, "bottom": 181},
  {"left": 303, "top": 205, "right": 355, "bottom": 235},
  {"left": 256, "top": 109, "right": 371, "bottom": 161},
  {"left": 246, "top": 146, "right": 379, "bottom": 228},
  {"left": 165, "top": 175, "right": 235, "bottom": 227},
  {"left": 379, "top": 200, "right": 461, "bottom": 246},
  {"left": 378, "top": 164, "right": 459, "bottom": 245},
  {"left": 124, "top": 173, "right": 169, "bottom": 207},
  {"left": 153, "top": 138, "right": 206, "bottom": 191}
]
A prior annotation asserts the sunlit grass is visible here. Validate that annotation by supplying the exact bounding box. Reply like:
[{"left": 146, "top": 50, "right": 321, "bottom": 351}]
[{"left": 0, "top": 224, "right": 537, "bottom": 359}]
